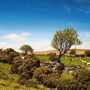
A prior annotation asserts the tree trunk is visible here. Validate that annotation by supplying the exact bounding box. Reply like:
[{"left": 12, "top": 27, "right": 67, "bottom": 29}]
[
  {"left": 24, "top": 50, "right": 27, "bottom": 55},
  {"left": 57, "top": 51, "right": 63, "bottom": 63}
]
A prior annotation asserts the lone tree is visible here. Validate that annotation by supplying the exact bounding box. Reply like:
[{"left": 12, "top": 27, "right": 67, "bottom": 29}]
[
  {"left": 20, "top": 45, "right": 33, "bottom": 55},
  {"left": 51, "top": 28, "right": 81, "bottom": 63}
]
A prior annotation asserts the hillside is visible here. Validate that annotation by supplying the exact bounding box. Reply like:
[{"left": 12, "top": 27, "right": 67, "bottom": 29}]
[{"left": 34, "top": 49, "right": 90, "bottom": 55}]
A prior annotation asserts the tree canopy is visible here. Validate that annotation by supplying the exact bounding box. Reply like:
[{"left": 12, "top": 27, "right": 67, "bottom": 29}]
[
  {"left": 20, "top": 45, "right": 33, "bottom": 54},
  {"left": 51, "top": 28, "right": 81, "bottom": 63}
]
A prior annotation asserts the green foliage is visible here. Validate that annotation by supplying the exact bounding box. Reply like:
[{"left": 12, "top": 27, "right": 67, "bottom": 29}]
[
  {"left": 51, "top": 28, "right": 80, "bottom": 50},
  {"left": 20, "top": 45, "right": 33, "bottom": 54},
  {"left": 57, "top": 78, "right": 81, "bottom": 90},
  {"left": 73, "top": 68, "right": 90, "bottom": 83},
  {"left": 11, "top": 54, "right": 40, "bottom": 78},
  {"left": 11, "top": 54, "right": 40, "bottom": 87},
  {"left": 0, "top": 48, "right": 19, "bottom": 64},
  {"left": 51, "top": 28, "right": 81, "bottom": 62},
  {"left": 85, "top": 50, "right": 90, "bottom": 56},
  {"left": 33, "top": 66, "right": 53, "bottom": 83},
  {"left": 43, "top": 73, "right": 60, "bottom": 88},
  {"left": 11, "top": 56, "right": 22, "bottom": 74},
  {"left": 0, "top": 70, "right": 9, "bottom": 80}
]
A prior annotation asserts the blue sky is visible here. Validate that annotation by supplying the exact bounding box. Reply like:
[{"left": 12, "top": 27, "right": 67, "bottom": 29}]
[{"left": 0, "top": 0, "right": 90, "bottom": 51}]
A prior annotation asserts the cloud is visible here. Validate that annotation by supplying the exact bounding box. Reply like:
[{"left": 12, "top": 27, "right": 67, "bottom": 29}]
[
  {"left": 1, "top": 32, "right": 30, "bottom": 41},
  {"left": 74, "top": 31, "right": 90, "bottom": 49},
  {"left": 76, "top": 42, "right": 90, "bottom": 49},
  {"left": 0, "top": 42, "right": 7, "bottom": 49},
  {"left": 0, "top": 31, "right": 90, "bottom": 51},
  {"left": 31, "top": 40, "right": 53, "bottom": 51},
  {"left": 80, "top": 31, "right": 90, "bottom": 37}
]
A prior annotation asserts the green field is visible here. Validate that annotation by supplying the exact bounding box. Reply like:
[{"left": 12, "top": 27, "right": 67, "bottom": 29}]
[
  {"left": 0, "top": 56, "right": 90, "bottom": 90},
  {"left": 38, "top": 55, "right": 90, "bottom": 68}
]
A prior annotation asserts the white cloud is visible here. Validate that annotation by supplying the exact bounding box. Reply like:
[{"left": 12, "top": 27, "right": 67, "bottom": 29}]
[
  {"left": 31, "top": 40, "right": 53, "bottom": 51},
  {"left": 0, "top": 42, "right": 7, "bottom": 49},
  {"left": 0, "top": 31, "right": 90, "bottom": 51},
  {"left": 1, "top": 32, "right": 30, "bottom": 41}
]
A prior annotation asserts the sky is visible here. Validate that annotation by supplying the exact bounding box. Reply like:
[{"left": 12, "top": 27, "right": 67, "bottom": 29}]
[{"left": 0, "top": 0, "right": 90, "bottom": 51}]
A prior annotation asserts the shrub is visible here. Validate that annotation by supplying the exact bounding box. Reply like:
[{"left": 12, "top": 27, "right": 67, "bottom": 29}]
[
  {"left": 43, "top": 73, "right": 60, "bottom": 88},
  {"left": 18, "top": 55, "right": 40, "bottom": 77},
  {"left": 85, "top": 50, "right": 90, "bottom": 56},
  {"left": 11, "top": 54, "right": 40, "bottom": 75},
  {"left": 0, "top": 70, "right": 9, "bottom": 80},
  {"left": 48, "top": 53, "right": 57, "bottom": 62},
  {"left": 73, "top": 68, "right": 90, "bottom": 83},
  {"left": 11, "top": 56, "right": 22, "bottom": 74},
  {"left": 0, "top": 48, "right": 19, "bottom": 64},
  {"left": 57, "top": 78, "right": 81, "bottom": 90},
  {"left": 18, "top": 78, "right": 38, "bottom": 88},
  {"left": 72, "top": 68, "right": 90, "bottom": 90},
  {"left": 33, "top": 66, "right": 53, "bottom": 83},
  {"left": 24, "top": 79, "right": 38, "bottom": 88},
  {"left": 12, "top": 54, "right": 40, "bottom": 86}
]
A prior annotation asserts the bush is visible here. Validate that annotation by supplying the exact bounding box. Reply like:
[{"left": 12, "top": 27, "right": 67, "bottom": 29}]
[
  {"left": 18, "top": 78, "right": 38, "bottom": 88},
  {"left": 0, "top": 48, "right": 19, "bottom": 64},
  {"left": 43, "top": 73, "right": 60, "bottom": 88},
  {"left": 0, "top": 70, "right": 9, "bottom": 80},
  {"left": 72, "top": 68, "right": 90, "bottom": 90},
  {"left": 57, "top": 78, "right": 81, "bottom": 90},
  {"left": 18, "top": 55, "right": 40, "bottom": 78},
  {"left": 48, "top": 53, "right": 57, "bottom": 62},
  {"left": 73, "top": 68, "right": 90, "bottom": 83},
  {"left": 12, "top": 54, "right": 40, "bottom": 86},
  {"left": 85, "top": 50, "right": 90, "bottom": 56},
  {"left": 11, "top": 56, "right": 22, "bottom": 74},
  {"left": 33, "top": 66, "right": 53, "bottom": 83}
]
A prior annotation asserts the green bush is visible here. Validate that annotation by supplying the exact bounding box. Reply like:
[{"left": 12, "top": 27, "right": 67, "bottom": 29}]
[
  {"left": 33, "top": 66, "right": 53, "bottom": 83},
  {"left": 18, "top": 55, "right": 40, "bottom": 78},
  {"left": 12, "top": 54, "right": 40, "bottom": 86},
  {"left": 11, "top": 56, "right": 22, "bottom": 74},
  {"left": 0, "top": 48, "right": 19, "bottom": 64},
  {"left": 85, "top": 50, "right": 90, "bottom": 56},
  {"left": 73, "top": 68, "right": 90, "bottom": 83},
  {"left": 43, "top": 73, "right": 60, "bottom": 88},
  {"left": 0, "top": 70, "right": 9, "bottom": 80},
  {"left": 18, "top": 78, "right": 38, "bottom": 88},
  {"left": 57, "top": 78, "right": 81, "bottom": 90}
]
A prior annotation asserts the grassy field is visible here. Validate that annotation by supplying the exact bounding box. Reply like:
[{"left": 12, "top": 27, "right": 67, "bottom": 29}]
[
  {"left": 0, "top": 56, "right": 90, "bottom": 90},
  {"left": 38, "top": 55, "right": 90, "bottom": 68}
]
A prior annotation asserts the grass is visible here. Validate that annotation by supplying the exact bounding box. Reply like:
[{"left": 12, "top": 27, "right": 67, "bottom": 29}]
[
  {"left": 38, "top": 55, "right": 90, "bottom": 67},
  {"left": 0, "top": 62, "right": 53, "bottom": 90},
  {"left": 0, "top": 56, "right": 90, "bottom": 90},
  {"left": 61, "top": 56, "right": 90, "bottom": 67}
]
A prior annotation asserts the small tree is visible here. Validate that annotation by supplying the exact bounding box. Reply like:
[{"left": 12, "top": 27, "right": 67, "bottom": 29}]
[
  {"left": 20, "top": 45, "right": 33, "bottom": 55},
  {"left": 51, "top": 28, "right": 81, "bottom": 63}
]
